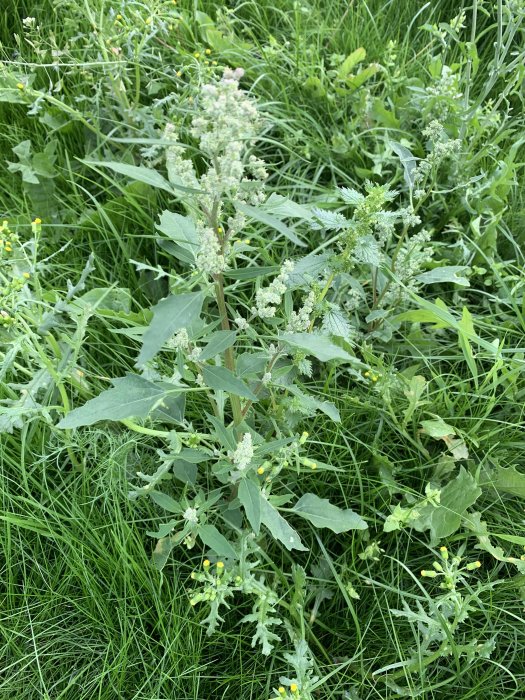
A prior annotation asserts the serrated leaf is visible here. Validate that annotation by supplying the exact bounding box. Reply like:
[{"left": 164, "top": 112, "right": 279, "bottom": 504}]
[
  {"left": 199, "top": 331, "right": 237, "bottom": 361},
  {"left": 279, "top": 332, "right": 358, "bottom": 363},
  {"left": 198, "top": 524, "right": 238, "bottom": 559},
  {"left": 291, "top": 493, "right": 367, "bottom": 532},
  {"left": 238, "top": 479, "right": 261, "bottom": 535},
  {"left": 202, "top": 365, "right": 258, "bottom": 401},
  {"left": 58, "top": 375, "right": 175, "bottom": 428},
  {"left": 430, "top": 468, "right": 481, "bottom": 541},
  {"left": 310, "top": 208, "right": 349, "bottom": 231},
  {"left": 321, "top": 306, "right": 353, "bottom": 340},
  {"left": 338, "top": 187, "right": 365, "bottom": 206},
  {"left": 353, "top": 235, "right": 381, "bottom": 265},
  {"left": 259, "top": 497, "right": 308, "bottom": 551},
  {"left": 137, "top": 292, "right": 204, "bottom": 366}
]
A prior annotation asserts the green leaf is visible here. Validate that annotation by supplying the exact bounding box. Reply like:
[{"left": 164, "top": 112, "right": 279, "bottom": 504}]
[
  {"left": 259, "top": 497, "right": 308, "bottom": 551},
  {"left": 259, "top": 193, "right": 313, "bottom": 221},
  {"left": 172, "top": 460, "right": 198, "bottom": 485},
  {"left": 420, "top": 417, "right": 456, "bottom": 439},
  {"left": 390, "top": 141, "right": 417, "bottom": 191},
  {"left": 490, "top": 465, "right": 525, "bottom": 500},
  {"left": 202, "top": 365, "right": 258, "bottom": 401},
  {"left": 58, "top": 375, "right": 175, "bottom": 428},
  {"left": 198, "top": 524, "right": 238, "bottom": 559},
  {"left": 157, "top": 211, "right": 199, "bottom": 260},
  {"left": 236, "top": 202, "right": 306, "bottom": 247},
  {"left": 238, "top": 479, "right": 261, "bottom": 535},
  {"left": 457, "top": 306, "right": 478, "bottom": 386},
  {"left": 291, "top": 493, "right": 367, "bottom": 532},
  {"left": 345, "top": 64, "right": 380, "bottom": 90},
  {"left": 279, "top": 332, "right": 360, "bottom": 364},
  {"left": 286, "top": 385, "right": 340, "bottom": 422},
  {"left": 415, "top": 266, "right": 470, "bottom": 287},
  {"left": 137, "top": 292, "right": 204, "bottom": 365},
  {"left": 199, "top": 331, "right": 237, "bottom": 361},
  {"left": 152, "top": 535, "right": 180, "bottom": 571},
  {"left": 82, "top": 160, "right": 200, "bottom": 195},
  {"left": 151, "top": 393, "right": 186, "bottom": 424},
  {"left": 337, "top": 48, "right": 367, "bottom": 79},
  {"left": 430, "top": 468, "right": 482, "bottom": 541},
  {"left": 150, "top": 492, "right": 182, "bottom": 513}
]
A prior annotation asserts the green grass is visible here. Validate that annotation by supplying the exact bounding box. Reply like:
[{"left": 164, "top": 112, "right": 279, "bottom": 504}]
[{"left": 1, "top": 0, "right": 525, "bottom": 698}]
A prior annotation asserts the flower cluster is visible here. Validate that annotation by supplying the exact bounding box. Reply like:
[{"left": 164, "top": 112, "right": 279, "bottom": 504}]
[
  {"left": 231, "top": 432, "right": 254, "bottom": 472},
  {"left": 164, "top": 68, "right": 267, "bottom": 278},
  {"left": 253, "top": 260, "right": 294, "bottom": 318}
]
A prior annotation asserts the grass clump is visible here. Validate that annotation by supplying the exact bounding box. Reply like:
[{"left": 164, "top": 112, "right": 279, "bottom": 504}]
[{"left": 1, "top": 1, "right": 525, "bottom": 698}]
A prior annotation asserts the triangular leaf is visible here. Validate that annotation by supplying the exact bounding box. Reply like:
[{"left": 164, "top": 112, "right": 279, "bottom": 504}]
[
  {"left": 137, "top": 292, "right": 204, "bottom": 365},
  {"left": 291, "top": 493, "right": 367, "bottom": 532},
  {"left": 259, "top": 497, "right": 308, "bottom": 551},
  {"left": 58, "top": 375, "right": 175, "bottom": 428}
]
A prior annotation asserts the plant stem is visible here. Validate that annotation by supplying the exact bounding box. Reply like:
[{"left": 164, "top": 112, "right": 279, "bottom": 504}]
[{"left": 214, "top": 274, "right": 243, "bottom": 426}]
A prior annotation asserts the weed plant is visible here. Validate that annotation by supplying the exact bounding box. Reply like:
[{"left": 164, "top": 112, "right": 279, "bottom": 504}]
[{"left": 1, "top": 1, "right": 525, "bottom": 699}]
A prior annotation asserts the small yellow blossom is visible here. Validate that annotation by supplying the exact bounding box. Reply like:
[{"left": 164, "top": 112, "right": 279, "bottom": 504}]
[
  {"left": 34, "top": 217, "right": 42, "bottom": 225},
  {"left": 278, "top": 689, "right": 286, "bottom": 697},
  {"left": 212, "top": 60, "right": 218, "bottom": 66},
  {"left": 176, "top": 70, "right": 182, "bottom": 77},
  {"left": 257, "top": 466, "right": 265, "bottom": 475},
  {"left": 194, "top": 52, "right": 201, "bottom": 58},
  {"left": 23, "top": 272, "right": 30, "bottom": 279},
  {"left": 145, "top": 17, "right": 152, "bottom": 25},
  {"left": 216, "top": 561, "right": 224, "bottom": 570},
  {"left": 205, "top": 48, "right": 212, "bottom": 55},
  {"left": 16, "top": 82, "right": 24, "bottom": 90},
  {"left": 290, "top": 684, "right": 298, "bottom": 694}
]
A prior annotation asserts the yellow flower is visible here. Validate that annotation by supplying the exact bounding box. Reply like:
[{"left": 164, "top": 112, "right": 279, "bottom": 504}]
[
  {"left": 16, "top": 82, "right": 24, "bottom": 90},
  {"left": 23, "top": 272, "right": 30, "bottom": 279},
  {"left": 205, "top": 48, "right": 212, "bottom": 55},
  {"left": 176, "top": 71, "right": 182, "bottom": 77},
  {"left": 216, "top": 561, "right": 224, "bottom": 570},
  {"left": 257, "top": 466, "right": 265, "bottom": 475},
  {"left": 34, "top": 217, "right": 42, "bottom": 225},
  {"left": 290, "top": 684, "right": 298, "bottom": 694},
  {"left": 194, "top": 52, "right": 200, "bottom": 58},
  {"left": 278, "top": 689, "right": 286, "bottom": 697},
  {"left": 145, "top": 17, "right": 152, "bottom": 25},
  {"left": 203, "top": 559, "right": 210, "bottom": 568}
]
